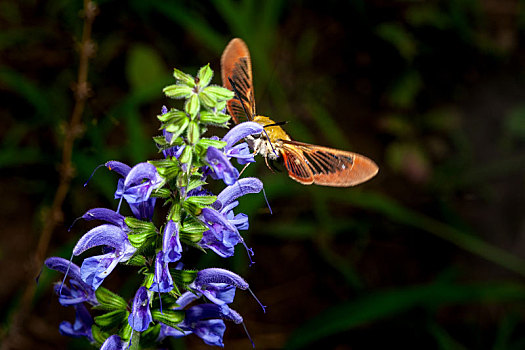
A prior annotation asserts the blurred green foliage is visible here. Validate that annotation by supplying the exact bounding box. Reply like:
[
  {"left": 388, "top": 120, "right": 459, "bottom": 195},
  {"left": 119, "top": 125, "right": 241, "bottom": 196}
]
[{"left": 2, "top": 0, "right": 525, "bottom": 349}]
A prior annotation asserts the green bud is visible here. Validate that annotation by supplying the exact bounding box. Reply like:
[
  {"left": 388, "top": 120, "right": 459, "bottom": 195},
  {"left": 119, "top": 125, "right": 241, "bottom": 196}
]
[
  {"left": 185, "top": 195, "right": 217, "bottom": 206},
  {"left": 163, "top": 84, "right": 193, "bottom": 99},
  {"left": 179, "top": 146, "right": 193, "bottom": 164},
  {"left": 197, "top": 64, "right": 213, "bottom": 87},
  {"left": 164, "top": 116, "right": 189, "bottom": 142},
  {"left": 128, "top": 231, "right": 156, "bottom": 248},
  {"left": 158, "top": 109, "right": 186, "bottom": 123},
  {"left": 125, "top": 217, "right": 157, "bottom": 234},
  {"left": 173, "top": 68, "right": 195, "bottom": 87},
  {"left": 91, "top": 325, "right": 110, "bottom": 346},
  {"left": 126, "top": 254, "right": 147, "bottom": 266},
  {"left": 119, "top": 322, "right": 133, "bottom": 342},
  {"left": 200, "top": 111, "right": 230, "bottom": 126},
  {"left": 199, "top": 89, "right": 217, "bottom": 109},
  {"left": 203, "top": 85, "right": 235, "bottom": 101},
  {"left": 185, "top": 94, "right": 200, "bottom": 118},
  {"left": 168, "top": 202, "right": 181, "bottom": 222},
  {"left": 172, "top": 269, "right": 198, "bottom": 285}
]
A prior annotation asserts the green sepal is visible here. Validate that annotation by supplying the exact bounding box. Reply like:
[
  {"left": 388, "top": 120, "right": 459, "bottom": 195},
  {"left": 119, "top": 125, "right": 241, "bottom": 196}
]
[
  {"left": 185, "top": 195, "right": 216, "bottom": 206},
  {"left": 187, "top": 178, "right": 207, "bottom": 193},
  {"left": 179, "top": 146, "right": 193, "bottom": 164},
  {"left": 158, "top": 109, "right": 186, "bottom": 123},
  {"left": 144, "top": 272, "right": 155, "bottom": 289},
  {"left": 120, "top": 322, "right": 133, "bottom": 342},
  {"left": 186, "top": 120, "right": 200, "bottom": 145},
  {"left": 197, "top": 64, "right": 213, "bottom": 87},
  {"left": 199, "top": 89, "right": 217, "bottom": 109},
  {"left": 203, "top": 85, "right": 235, "bottom": 101},
  {"left": 125, "top": 217, "right": 157, "bottom": 233},
  {"left": 164, "top": 115, "right": 189, "bottom": 141},
  {"left": 163, "top": 84, "right": 193, "bottom": 99},
  {"left": 91, "top": 325, "right": 110, "bottom": 346},
  {"left": 172, "top": 68, "right": 195, "bottom": 87},
  {"left": 126, "top": 254, "right": 147, "bottom": 266},
  {"left": 185, "top": 94, "right": 200, "bottom": 119},
  {"left": 153, "top": 135, "right": 168, "bottom": 147},
  {"left": 200, "top": 110, "right": 230, "bottom": 126},
  {"left": 94, "top": 309, "right": 128, "bottom": 328},
  {"left": 197, "top": 138, "right": 227, "bottom": 150},
  {"left": 168, "top": 202, "right": 181, "bottom": 222},
  {"left": 172, "top": 269, "right": 198, "bottom": 286},
  {"left": 182, "top": 200, "right": 201, "bottom": 217},
  {"left": 151, "top": 188, "right": 171, "bottom": 199},
  {"left": 140, "top": 324, "right": 162, "bottom": 347},
  {"left": 152, "top": 309, "right": 185, "bottom": 329},
  {"left": 181, "top": 217, "right": 208, "bottom": 235},
  {"left": 128, "top": 231, "right": 156, "bottom": 248},
  {"left": 95, "top": 287, "right": 128, "bottom": 311}
]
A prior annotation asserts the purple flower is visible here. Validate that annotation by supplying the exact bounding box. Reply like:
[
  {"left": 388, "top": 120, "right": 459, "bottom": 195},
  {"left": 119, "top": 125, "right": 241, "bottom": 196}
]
[
  {"left": 198, "top": 207, "right": 242, "bottom": 258},
  {"left": 58, "top": 303, "right": 94, "bottom": 341},
  {"left": 221, "top": 122, "right": 263, "bottom": 165},
  {"left": 45, "top": 257, "right": 97, "bottom": 306},
  {"left": 78, "top": 208, "right": 126, "bottom": 229},
  {"left": 100, "top": 334, "right": 125, "bottom": 350},
  {"left": 206, "top": 147, "right": 239, "bottom": 185},
  {"left": 128, "top": 286, "right": 152, "bottom": 332},
  {"left": 111, "top": 162, "right": 162, "bottom": 220},
  {"left": 73, "top": 224, "right": 136, "bottom": 290},
  {"left": 149, "top": 251, "right": 174, "bottom": 293},
  {"left": 162, "top": 220, "right": 182, "bottom": 263}
]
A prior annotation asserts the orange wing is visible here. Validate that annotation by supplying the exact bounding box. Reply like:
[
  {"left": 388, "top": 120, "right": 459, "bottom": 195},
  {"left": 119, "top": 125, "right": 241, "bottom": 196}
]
[
  {"left": 221, "top": 38, "right": 256, "bottom": 123},
  {"left": 280, "top": 140, "right": 379, "bottom": 187}
]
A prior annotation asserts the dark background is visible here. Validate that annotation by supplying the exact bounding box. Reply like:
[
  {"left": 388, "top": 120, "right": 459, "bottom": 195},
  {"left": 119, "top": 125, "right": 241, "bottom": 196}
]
[{"left": 2, "top": 0, "right": 525, "bottom": 349}]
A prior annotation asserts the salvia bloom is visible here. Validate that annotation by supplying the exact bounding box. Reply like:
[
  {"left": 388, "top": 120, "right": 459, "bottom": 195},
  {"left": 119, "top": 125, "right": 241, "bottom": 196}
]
[{"left": 45, "top": 64, "right": 267, "bottom": 349}]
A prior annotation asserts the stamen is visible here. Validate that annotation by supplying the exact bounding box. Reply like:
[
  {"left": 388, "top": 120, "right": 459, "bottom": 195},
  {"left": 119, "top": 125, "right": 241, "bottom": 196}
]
[
  {"left": 83, "top": 163, "right": 105, "bottom": 187},
  {"left": 68, "top": 216, "right": 82, "bottom": 232},
  {"left": 241, "top": 321, "right": 256, "bottom": 349},
  {"left": 59, "top": 252, "right": 74, "bottom": 295},
  {"left": 116, "top": 196, "right": 124, "bottom": 214},
  {"left": 261, "top": 187, "right": 272, "bottom": 215},
  {"left": 237, "top": 233, "right": 255, "bottom": 266},
  {"left": 248, "top": 287, "right": 267, "bottom": 313}
]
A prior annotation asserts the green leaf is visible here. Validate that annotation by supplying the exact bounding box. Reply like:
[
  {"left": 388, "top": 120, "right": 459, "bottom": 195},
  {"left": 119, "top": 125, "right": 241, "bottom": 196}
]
[
  {"left": 153, "top": 135, "right": 168, "bottom": 147},
  {"left": 203, "top": 85, "right": 235, "bottom": 101},
  {"left": 158, "top": 109, "right": 186, "bottom": 123},
  {"left": 187, "top": 178, "right": 207, "bottom": 193},
  {"left": 163, "top": 84, "right": 193, "bottom": 99},
  {"left": 197, "top": 64, "right": 213, "bottom": 87},
  {"left": 185, "top": 94, "right": 200, "bottom": 118},
  {"left": 95, "top": 287, "right": 128, "bottom": 311},
  {"left": 186, "top": 120, "right": 200, "bottom": 145},
  {"left": 120, "top": 322, "right": 133, "bottom": 342},
  {"left": 151, "top": 188, "right": 171, "bottom": 198},
  {"left": 179, "top": 146, "right": 193, "bottom": 164},
  {"left": 152, "top": 309, "right": 185, "bottom": 329},
  {"left": 185, "top": 195, "right": 217, "bottom": 206},
  {"left": 200, "top": 110, "right": 230, "bottom": 126},
  {"left": 172, "top": 67, "right": 195, "bottom": 87},
  {"left": 94, "top": 310, "right": 128, "bottom": 328}
]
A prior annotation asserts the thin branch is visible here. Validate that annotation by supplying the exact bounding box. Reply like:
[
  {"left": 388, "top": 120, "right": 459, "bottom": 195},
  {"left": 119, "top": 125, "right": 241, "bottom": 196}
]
[{"left": 1, "top": 1, "right": 97, "bottom": 348}]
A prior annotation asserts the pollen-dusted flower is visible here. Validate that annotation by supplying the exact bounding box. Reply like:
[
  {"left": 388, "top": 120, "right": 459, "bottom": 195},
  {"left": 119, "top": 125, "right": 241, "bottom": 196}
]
[{"left": 73, "top": 223, "right": 136, "bottom": 290}]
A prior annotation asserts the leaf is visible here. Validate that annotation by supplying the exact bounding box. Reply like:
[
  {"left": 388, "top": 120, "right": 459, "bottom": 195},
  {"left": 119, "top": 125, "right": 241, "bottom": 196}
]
[
  {"left": 95, "top": 287, "right": 128, "bottom": 311},
  {"left": 151, "top": 309, "right": 185, "bottom": 329},
  {"left": 126, "top": 44, "right": 168, "bottom": 91}
]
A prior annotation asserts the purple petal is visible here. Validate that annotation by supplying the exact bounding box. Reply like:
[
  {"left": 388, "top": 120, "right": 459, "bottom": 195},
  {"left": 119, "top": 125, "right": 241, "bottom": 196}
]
[
  {"left": 214, "top": 177, "right": 263, "bottom": 211},
  {"left": 105, "top": 161, "right": 131, "bottom": 177},
  {"left": 175, "top": 291, "right": 200, "bottom": 310},
  {"left": 159, "top": 324, "right": 192, "bottom": 339},
  {"left": 226, "top": 142, "right": 255, "bottom": 165},
  {"left": 192, "top": 319, "right": 226, "bottom": 347},
  {"left": 58, "top": 303, "right": 93, "bottom": 340},
  {"left": 199, "top": 283, "right": 236, "bottom": 306},
  {"left": 45, "top": 257, "right": 88, "bottom": 290},
  {"left": 128, "top": 197, "right": 156, "bottom": 221},
  {"left": 81, "top": 208, "right": 126, "bottom": 229},
  {"left": 206, "top": 147, "right": 239, "bottom": 185},
  {"left": 124, "top": 162, "right": 162, "bottom": 188},
  {"left": 80, "top": 253, "right": 120, "bottom": 290},
  {"left": 162, "top": 220, "right": 182, "bottom": 263},
  {"left": 149, "top": 251, "right": 174, "bottom": 293},
  {"left": 222, "top": 122, "right": 263, "bottom": 149},
  {"left": 128, "top": 286, "right": 152, "bottom": 332},
  {"left": 73, "top": 224, "right": 128, "bottom": 256},
  {"left": 101, "top": 335, "right": 125, "bottom": 350},
  {"left": 194, "top": 268, "right": 248, "bottom": 290}
]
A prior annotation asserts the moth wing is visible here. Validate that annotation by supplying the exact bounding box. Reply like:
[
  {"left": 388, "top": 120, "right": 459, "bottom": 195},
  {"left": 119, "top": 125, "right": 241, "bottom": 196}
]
[
  {"left": 221, "top": 38, "right": 256, "bottom": 123},
  {"left": 280, "top": 140, "right": 378, "bottom": 187}
]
